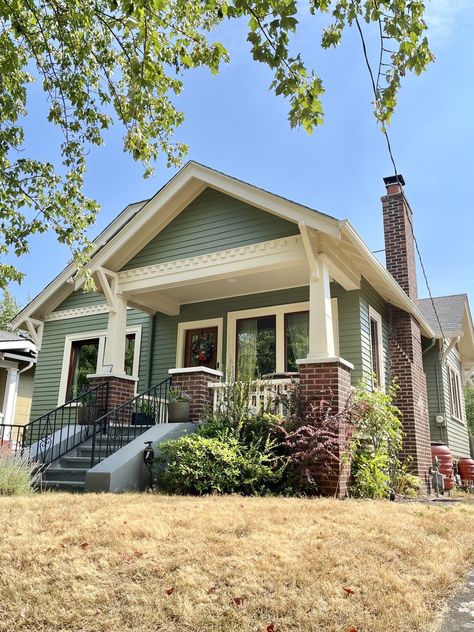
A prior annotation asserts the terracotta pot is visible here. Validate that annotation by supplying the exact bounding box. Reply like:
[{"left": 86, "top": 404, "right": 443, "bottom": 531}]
[{"left": 168, "top": 401, "right": 190, "bottom": 423}]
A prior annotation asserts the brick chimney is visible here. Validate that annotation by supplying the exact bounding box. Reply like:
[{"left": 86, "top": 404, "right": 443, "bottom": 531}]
[
  {"left": 381, "top": 175, "right": 432, "bottom": 489},
  {"left": 382, "top": 174, "right": 418, "bottom": 301}
]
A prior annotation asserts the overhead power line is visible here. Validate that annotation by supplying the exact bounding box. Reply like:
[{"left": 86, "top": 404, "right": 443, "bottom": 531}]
[{"left": 353, "top": 12, "right": 446, "bottom": 342}]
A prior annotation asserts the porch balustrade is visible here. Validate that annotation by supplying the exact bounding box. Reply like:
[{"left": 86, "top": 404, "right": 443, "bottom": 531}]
[{"left": 208, "top": 377, "right": 299, "bottom": 417}]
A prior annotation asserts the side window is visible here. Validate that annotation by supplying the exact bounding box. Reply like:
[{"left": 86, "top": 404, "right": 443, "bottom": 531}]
[
  {"left": 368, "top": 307, "right": 384, "bottom": 389},
  {"left": 448, "top": 365, "right": 463, "bottom": 420}
]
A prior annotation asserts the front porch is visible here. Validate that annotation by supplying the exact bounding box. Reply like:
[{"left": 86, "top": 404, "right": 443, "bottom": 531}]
[{"left": 84, "top": 231, "right": 358, "bottom": 397}]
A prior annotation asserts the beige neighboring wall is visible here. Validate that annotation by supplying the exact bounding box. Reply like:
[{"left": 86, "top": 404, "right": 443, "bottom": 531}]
[
  {"left": 0, "top": 369, "right": 6, "bottom": 417},
  {"left": 14, "top": 367, "right": 35, "bottom": 426}
]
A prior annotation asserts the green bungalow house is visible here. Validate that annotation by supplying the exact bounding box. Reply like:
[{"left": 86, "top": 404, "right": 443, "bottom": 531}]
[{"left": 8, "top": 163, "right": 474, "bottom": 493}]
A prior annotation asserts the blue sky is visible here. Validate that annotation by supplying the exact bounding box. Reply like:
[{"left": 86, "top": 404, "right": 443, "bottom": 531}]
[{"left": 8, "top": 1, "right": 474, "bottom": 311}]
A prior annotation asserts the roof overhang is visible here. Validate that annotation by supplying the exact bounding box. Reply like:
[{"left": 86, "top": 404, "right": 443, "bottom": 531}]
[
  {"left": 336, "top": 222, "right": 435, "bottom": 338},
  {"left": 11, "top": 162, "right": 436, "bottom": 339}
]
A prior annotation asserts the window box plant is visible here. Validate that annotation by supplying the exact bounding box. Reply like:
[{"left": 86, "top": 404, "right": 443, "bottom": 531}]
[{"left": 168, "top": 389, "right": 191, "bottom": 423}]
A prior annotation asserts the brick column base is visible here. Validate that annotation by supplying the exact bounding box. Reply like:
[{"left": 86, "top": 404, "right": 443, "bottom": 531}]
[
  {"left": 297, "top": 358, "right": 353, "bottom": 498},
  {"left": 87, "top": 374, "right": 138, "bottom": 418},
  {"left": 169, "top": 367, "right": 223, "bottom": 423}
]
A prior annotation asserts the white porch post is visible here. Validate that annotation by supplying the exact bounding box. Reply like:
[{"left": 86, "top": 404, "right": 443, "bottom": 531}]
[
  {"left": 2, "top": 367, "right": 19, "bottom": 436},
  {"left": 102, "top": 294, "right": 128, "bottom": 375},
  {"left": 308, "top": 255, "right": 335, "bottom": 360}
]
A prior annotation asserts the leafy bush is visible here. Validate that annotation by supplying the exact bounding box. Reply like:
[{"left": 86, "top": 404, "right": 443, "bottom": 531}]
[
  {"left": 0, "top": 447, "right": 39, "bottom": 496},
  {"left": 280, "top": 391, "right": 353, "bottom": 495},
  {"left": 154, "top": 433, "right": 284, "bottom": 495},
  {"left": 392, "top": 466, "right": 423, "bottom": 498},
  {"left": 349, "top": 380, "right": 404, "bottom": 499}
]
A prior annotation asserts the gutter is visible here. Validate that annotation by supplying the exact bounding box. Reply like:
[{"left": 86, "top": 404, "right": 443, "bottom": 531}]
[{"left": 340, "top": 221, "right": 435, "bottom": 338}]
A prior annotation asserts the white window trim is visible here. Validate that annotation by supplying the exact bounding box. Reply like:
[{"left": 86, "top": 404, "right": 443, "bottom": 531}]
[
  {"left": 175, "top": 318, "right": 224, "bottom": 370},
  {"left": 368, "top": 306, "right": 385, "bottom": 390},
  {"left": 447, "top": 362, "right": 464, "bottom": 423},
  {"left": 226, "top": 300, "right": 338, "bottom": 374},
  {"left": 58, "top": 325, "right": 142, "bottom": 405}
]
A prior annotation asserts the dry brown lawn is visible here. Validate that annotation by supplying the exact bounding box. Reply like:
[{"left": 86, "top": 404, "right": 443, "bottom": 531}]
[{"left": 0, "top": 494, "right": 473, "bottom": 632}]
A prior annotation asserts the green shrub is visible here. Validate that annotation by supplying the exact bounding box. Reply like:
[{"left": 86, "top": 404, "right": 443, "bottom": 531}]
[
  {"left": 154, "top": 433, "right": 284, "bottom": 495},
  {"left": 0, "top": 448, "right": 39, "bottom": 496},
  {"left": 349, "top": 380, "right": 404, "bottom": 499}
]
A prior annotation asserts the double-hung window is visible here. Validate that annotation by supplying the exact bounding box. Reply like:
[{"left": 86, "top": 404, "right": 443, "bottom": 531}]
[
  {"left": 448, "top": 364, "right": 463, "bottom": 421},
  {"left": 59, "top": 327, "right": 141, "bottom": 404},
  {"left": 368, "top": 306, "right": 384, "bottom": 389}
]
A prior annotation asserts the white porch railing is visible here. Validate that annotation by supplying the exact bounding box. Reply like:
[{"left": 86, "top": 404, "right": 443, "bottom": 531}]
[{"left": 208, "top": 378, "right": 299, "bottom": 417}]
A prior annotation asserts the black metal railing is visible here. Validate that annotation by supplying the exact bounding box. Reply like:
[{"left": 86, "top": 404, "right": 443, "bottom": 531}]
[
  {"left": 89, "top": 377, "right": 172, "bottom": 468},
  {"left": 0, "top": 383, "right": 109, "bottom": 466}
]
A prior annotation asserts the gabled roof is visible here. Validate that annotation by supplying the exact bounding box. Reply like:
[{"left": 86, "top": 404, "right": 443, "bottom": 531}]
[
  {"left": 418, "top": 295, "right": 468, "bottom": 337},
  {"left": 419, "top": 294, "right": 474, "bottom": 366},
  {"left": 12, "top": 161, "right": 435, "bottom": 337}
]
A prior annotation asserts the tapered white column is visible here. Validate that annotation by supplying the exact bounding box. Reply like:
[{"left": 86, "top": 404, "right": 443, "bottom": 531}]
[
  {"left": 102, "top": 294, "right": 128, "bottom": 375},
  {"left": 2, "top": 367, "right": 19, "bottom": 432},
  {"left": 308, "top": 256, "right": 335, "bottom": 359}
]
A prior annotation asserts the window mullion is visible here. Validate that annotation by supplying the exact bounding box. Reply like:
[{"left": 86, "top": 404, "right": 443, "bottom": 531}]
[{"left": 276, "top": 311, "right": 285, "bottom": 373}]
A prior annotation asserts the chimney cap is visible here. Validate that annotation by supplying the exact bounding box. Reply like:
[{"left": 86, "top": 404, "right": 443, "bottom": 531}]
[{"left": 383, "top": 174, "right": 405, "bottom": 187}]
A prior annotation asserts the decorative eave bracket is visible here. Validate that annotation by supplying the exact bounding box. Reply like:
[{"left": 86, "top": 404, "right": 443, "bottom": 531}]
[{"left": 299, "top": 222, "right": 319, "bottom": 281}]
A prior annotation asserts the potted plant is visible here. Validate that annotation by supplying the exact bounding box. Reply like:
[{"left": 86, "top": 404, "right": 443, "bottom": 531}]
[
  {"left": 77, "top": 394, "right": 97, "bottom": 425},
  {"left": 168, "top": 389, "right": 191, "bottom": 423},
  {"left": 131, "top": 398, "right": 155, "bottom": 426}
]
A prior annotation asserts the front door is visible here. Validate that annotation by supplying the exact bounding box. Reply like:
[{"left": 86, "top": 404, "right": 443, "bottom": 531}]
[{"left": 183, "top": 327, "right": 219, "bottom": 370}]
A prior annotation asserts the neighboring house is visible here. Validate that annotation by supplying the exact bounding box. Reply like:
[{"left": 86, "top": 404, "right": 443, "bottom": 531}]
[
  {"left": 8, "top": 162, "right": 474, "bottom": 494},
  {"left": 0, "top": 332, "right": 37, "bottom": 442}
]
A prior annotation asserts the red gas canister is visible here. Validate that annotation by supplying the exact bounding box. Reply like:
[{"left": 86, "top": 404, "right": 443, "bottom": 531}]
[{"left": 431, "top": 443, "right": 455, "bottom": 491}]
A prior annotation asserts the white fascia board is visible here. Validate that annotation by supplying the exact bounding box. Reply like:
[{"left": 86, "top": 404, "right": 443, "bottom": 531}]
[
  {"left": 11, "top": 200, "right": 146, "bottom": 328},
  {"left": 188, "top": 163, "right": 341, "bottom": 238},
  {"left": 340, "top": 221, "right": 435, "bottom": 338},
  {"left": 0, "top": 340, "right": 37, "bottom": 353},
  {"left": 12, "top": 162, "right": 340, "bottom": 327},
  {"left": 88, "top": 163, "right": 341, "bottom": 274}
]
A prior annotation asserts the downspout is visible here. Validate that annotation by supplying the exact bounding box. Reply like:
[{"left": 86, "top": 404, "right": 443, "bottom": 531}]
[
  {"left": 19, "top": 361, "right": 35, "bottom": 375},
  {"left": 423, "top": 338, "right": 445, "bottom": 443}
]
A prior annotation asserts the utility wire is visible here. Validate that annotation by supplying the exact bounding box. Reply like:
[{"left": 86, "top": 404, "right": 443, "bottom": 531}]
[{"left": 353, "top": 12, "right": 446, "bottom": 342}]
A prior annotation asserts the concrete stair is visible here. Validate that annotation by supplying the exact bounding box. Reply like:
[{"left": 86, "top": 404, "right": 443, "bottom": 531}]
[{"left": 40, "top": 426, "right": 151, "bottom": 493}]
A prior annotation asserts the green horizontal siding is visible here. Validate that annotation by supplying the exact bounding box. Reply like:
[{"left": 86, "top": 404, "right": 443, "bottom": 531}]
[
  {"left": 30, "top": 308, "right": 150, "bottom": 421},
  {"left": 358, "top": 278, "right": 390, "bottom": 387},
  {"left": 444, "top": 346, "right": 470, "bottom": 458},
  {"left": 422, "top": 341, "right": 470, "bottom": 457},
  {"left": 121, "top": 187, "right": 299, "bottom": 271},
  {"left": 422, "top": 341, "right": 444, "bottom": 444},
  {"left": 57, "top": 290, "right": 106, "bottom": 310},
  {"left": 331, "top": 283, "right": 362, "bottom": 384}
]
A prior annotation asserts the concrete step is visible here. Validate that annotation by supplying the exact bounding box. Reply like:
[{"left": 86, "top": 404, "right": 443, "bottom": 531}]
[
  {"left": 41, "top": 479, "right": 85, "bottom": 493},
  {"left": 77, "top": 443, "right": 127, "bottom": 457},
  {"left": 43, "top": 468, "right": 87, "bottom": 483},
  {"left": 59, "top": 455, "right": 101, "bottom": 468}
]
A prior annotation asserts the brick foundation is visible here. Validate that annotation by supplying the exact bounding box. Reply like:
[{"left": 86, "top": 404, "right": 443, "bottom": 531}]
[
  {"left": 297, "top": 359, "right": 353, "bottom": 498},
  {"left": 169, "top": 367, "right": 223, "bottom": 423}
]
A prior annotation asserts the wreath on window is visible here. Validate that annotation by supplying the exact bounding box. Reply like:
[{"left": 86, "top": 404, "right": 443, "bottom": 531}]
[{"left": 192, "top": 335, "right": 215, "bottom": 365}]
